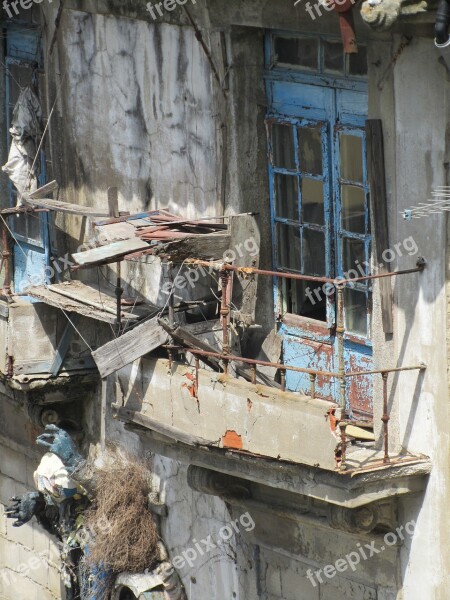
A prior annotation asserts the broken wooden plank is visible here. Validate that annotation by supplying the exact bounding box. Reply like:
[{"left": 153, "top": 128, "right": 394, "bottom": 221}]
[
  {"left": 158, "top": 318, "right": 221, "bottom": 371},
  {"left": 72, "top": 238, "right": 149, "bottom": 267},
  {"left": 26, "top": 286, "right": 121, "bottom": 324},
  {"left": 366, "top": 119, "right": 393, "bottom": 334},
  {"left": 27, "top": 180, "right": 58, "bottom": 200},
  {"left": 92, "top": 317, "right": 168, "bottom": 378},
  {"left": 50, "top": 314, "right": 78, "bottom": 376},
  {"left": 153, "top": 233, "right": 231, "bottom": 262},
  {"left": 48, "top": 282, "right": 138, "bottom": 320},
  {"left": 24, "top": 197, "right": 112, "bottom": 217},
  {"left": 114, "top": 405, "right": 211, "bottom": 447}
]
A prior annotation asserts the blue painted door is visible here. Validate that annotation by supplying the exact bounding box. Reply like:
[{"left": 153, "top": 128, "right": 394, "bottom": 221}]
[
  {"left": 4, "top": 24, "right": 50, "bottom": 294},
  {"left": 265, "top": 33, "right": 373, "bottom": 419}
]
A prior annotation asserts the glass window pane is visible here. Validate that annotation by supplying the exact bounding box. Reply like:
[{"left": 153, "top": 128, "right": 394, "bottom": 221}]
[
  {"left": 276, "top": 223, "right": 301, "bottom": 272},
  {"left": 299, "top": 126, "right": 322, "bottom": 175},
  {"left": 303, "top": 228, "right": 325, "bottom": 276},
  {"left": 344, "top": 288, "right": 368, "bottom": 336},
  {"left": 272, "top": 124, "right": 295, "bottom": 169},
  {"left": 275, "top": 174, "right": 299, "bottom": 221},
  {"left": 341, "top": 185, "right": 366, "bottom": 233},
  {"left": 323, "top": 40, "right": 344, "bottom": 73},
  {"left": 274, "top": 37, "right": 318, "bottom": 70},
  {"left": 302, "top": 178, "right": 324, "bottom": 225},
  {"left": 343, "top": 237, "right": 365, "bottom": 277},
  {"left": 340, "top": 135, "right": 363, "bottom": 183},
  {"left": 348, "top": 46, "right": 368, "bottom": 76}
]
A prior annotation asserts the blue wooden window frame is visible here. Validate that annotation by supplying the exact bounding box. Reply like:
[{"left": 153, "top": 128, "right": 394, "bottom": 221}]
[
  {"left": 265, "top": 33, "right": 372, "bottom": 342},
  {"left": 4, "top": 22, "right": 51, "bottom": 291}
]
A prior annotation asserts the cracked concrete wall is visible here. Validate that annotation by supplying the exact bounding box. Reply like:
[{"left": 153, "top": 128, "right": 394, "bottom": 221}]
[{"left": 0, "top": 395, "right": 61, "bottom": 600}]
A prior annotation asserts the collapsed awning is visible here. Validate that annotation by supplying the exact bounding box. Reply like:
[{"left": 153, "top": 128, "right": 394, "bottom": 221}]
[{"left": 26, "top": 281, "right": 155, "bottom": 324}]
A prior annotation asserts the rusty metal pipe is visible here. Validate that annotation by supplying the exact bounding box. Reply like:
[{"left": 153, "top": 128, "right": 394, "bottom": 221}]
[
  {"left": 1, "top": 221, "right": 12, "bottom": 297},
  {"left": 382, "top": 372, "right": 390, "bottom": 464},
  {"left": 186, "top": 260, "right": 425, "bottom": 286},
  {"left": 345, "top": 364, "right": 426, "bottom": 377},
  {"left": 309, "top": 373, "right": 316, "bottom": 399},
  {"left": 337, "top": 286, "right": 346, "bottom": 412},
  {"left": 185, "top": 348, "right": 342, "bottom": 379}
]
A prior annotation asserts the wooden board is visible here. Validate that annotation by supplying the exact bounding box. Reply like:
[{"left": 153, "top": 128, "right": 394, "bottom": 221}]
[
  {"left": 152, "top": 233, "right": 231, "bottom": 262},
  {"left": 72, "top": 238, "right": 149, "bottom": 267},
  {"left": 47, "top": 282, "right": 138, "bottom": 320},
  {"left": 25, "top": 281, "right": 150, "bottom": 324},
  {"left": 366, "top": 119, "right": 393, "bottom": 334},
  {"left": 27, "top": 180, "right": 59, "bottom": 200},
  {"left": 92, "top": 317, "right": 168, "bottom": 378},
  {"left": 24, "top": 197, "right": 112, "bottom": 217}
]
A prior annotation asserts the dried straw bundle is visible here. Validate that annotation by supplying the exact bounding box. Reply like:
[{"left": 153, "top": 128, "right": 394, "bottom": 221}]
[{"left": 84, "top": 450, "right": 159, "bottom": 575}]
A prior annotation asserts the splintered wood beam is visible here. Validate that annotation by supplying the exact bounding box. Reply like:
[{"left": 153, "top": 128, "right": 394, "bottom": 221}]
[
  {"left": 72, "top": 238, "right": 149, "bottom": 267},
  {"left": 24, "top": 197, "right": 112, "bottom": 217},
  {"left": 92, "top": 317, "right": 168, "bottom": 378},
  {"left": 158, "top": 318, "right": 221, "bottom": 371},
  {"left": 27, "top": 180, "right": 59, "bottom": 200}
]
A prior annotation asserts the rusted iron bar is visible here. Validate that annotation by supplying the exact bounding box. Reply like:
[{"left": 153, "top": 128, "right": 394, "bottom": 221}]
[
  {"left": 220, "top": 266, "right": 231, "bottom": 374},
  {"left": 280, "top": 370, "right": 286, "bottom": 391},
  {"left": 1, "top": 219, "right": 12, "bottom": 297},
  {"left": 339, "top": 421, "right": 348, "bottom": 471},
  {"left": 309, "top": 373, "right": 317, "bottom": 399},
  {"left": 336, "top": 286, "right": 346, "bottom": 411},
  {"left": 382, "top": 372, "right": 390, "bottom": 464},
  {"left": 251, "top": 366, "right": 257, "bottom": 385},
  {"left": 181, "top": 5, "right": 227, "bottom": 96},
  {"left": 338, "top": 263, "right": 425, "bottom": 284},
  {"left": 184, "top": 348, "right": 342, "bottom": 379},
  {"left": 345, "top": 364, "right": 426, "bottom": 378},
  {"left": 186, "top": 259, "right": 425, "bottom": 286}
]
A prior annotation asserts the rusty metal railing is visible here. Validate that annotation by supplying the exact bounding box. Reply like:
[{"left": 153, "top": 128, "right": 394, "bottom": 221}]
[{"left": 177, "top": 257, "right": 427, "bottom": 468}]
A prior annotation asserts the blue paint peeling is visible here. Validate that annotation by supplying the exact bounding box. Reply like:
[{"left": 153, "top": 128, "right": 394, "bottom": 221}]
[{"left": 265, "top": 32, "right": 373, "bottom": 414}]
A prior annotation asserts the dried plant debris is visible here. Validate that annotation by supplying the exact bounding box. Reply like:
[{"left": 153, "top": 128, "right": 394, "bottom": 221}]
[{"left": 84, "top": 449, "right": 159, "bottom": 575}]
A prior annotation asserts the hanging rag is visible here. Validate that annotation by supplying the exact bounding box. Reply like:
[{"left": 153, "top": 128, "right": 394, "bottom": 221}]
[{"left": 2, "top": 85, "right": 42, "bottom": 202}]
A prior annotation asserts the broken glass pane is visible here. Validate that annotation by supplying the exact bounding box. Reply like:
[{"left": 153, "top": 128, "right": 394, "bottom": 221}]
[
  {"left": 275, "top": 174, "right": 299, "bottom": 221},
  {"left": 272, "top": 123, "right": 295, "bottom": 169},
  {"left": 299, "top": 126, "right": 322, "bottom": 175},
  {"left": 340, "top": 135, "right": 363, "bottom": 183}
]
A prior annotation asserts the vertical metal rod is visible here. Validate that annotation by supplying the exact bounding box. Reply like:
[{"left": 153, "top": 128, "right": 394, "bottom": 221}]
[
  {"left": 339, "top": 420, "right": 347, "bottom": 471},
  {"left": 336, "top": 286, "right": 346, "bottom": 413},
  {"left": 309, "top": 373, "right": 316, "bottom": 399},
  {"left": 220, "top": 267, "right": 231, "bottom": 375},
  {"left": 382, "top": 372, "right": 390, "bottom": 464},
  {"left": 167, "top": 262, "right": 175, "bottom": 328},
  {"left": 251, "top": 366, "right": 257, "bottom": 385},
  {"left": 100, "top": 377, "right": 107, "bottom": 453},
  {"left": 1, "top": 220, "right": 11, "bottom": 297},
  {"left": 195, "top": 357, "right": 200, "bottom": 394},
  {"left": 280, "top": 369, "right": 286, "bottom": 392},
  {"left": 115, "top": 262, "right": 123, "bottom": 333}
]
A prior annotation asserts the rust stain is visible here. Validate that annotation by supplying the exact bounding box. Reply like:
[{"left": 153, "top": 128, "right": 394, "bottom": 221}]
[
  {"left": 222, "top": 430, "right": 243, "bottom": 450},
  {"left": 247, "top": 398, "right": 253, "bottom": 412},
  {"left": 327, "top": 407, "right": 338, "bottom": 433},
  {"left": 182, "top": 372, "right": 198, "bottom": 399}
]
